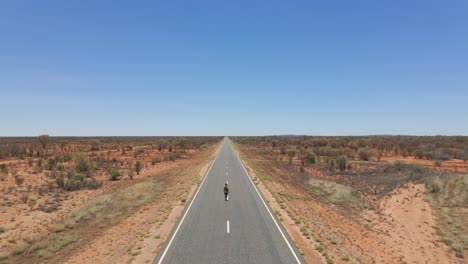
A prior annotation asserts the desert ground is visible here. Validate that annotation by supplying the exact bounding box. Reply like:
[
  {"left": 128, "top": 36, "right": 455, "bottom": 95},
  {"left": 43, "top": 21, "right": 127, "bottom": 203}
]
[
  {"left": 1, "top": 135, "right": 467, "bottom": 264},
  {"left": 0, "top": 136, "right": 221, "bottom": 263},
  {"left": 231, "top": 136, "right": 467, "bottom": 264}
]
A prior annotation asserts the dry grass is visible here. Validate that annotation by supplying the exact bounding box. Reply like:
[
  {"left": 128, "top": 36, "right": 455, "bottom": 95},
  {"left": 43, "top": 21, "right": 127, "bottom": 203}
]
[{"left": 425, "top": 174, "right": 468, "bottom": 258}]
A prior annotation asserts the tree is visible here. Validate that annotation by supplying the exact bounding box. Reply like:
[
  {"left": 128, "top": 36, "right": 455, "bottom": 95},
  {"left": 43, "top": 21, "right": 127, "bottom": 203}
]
[
  {"left": 271, "top": 140, "right": 278, "bottom": 150},
  {"left": 38, "top": 135, "right": 50, "bottom": 155},
  {"left": 135, "top": 160, "right": 142, "bottom": 175},
  {"left": 90, "top": 139, "right": 101, "bottom": 151},
  {"left": 306, "top": 151, "right": 316, "bottom": 164},
  {"left": 297, "top": 147, "right": 307, "bottom": 166},
  {"left": 287, "top": 149, "right": 296, "bottom": 164},
  {"left": 413, "top": 149, "right": 424, "bottom": 159},
  {"left": 358, "top": 148, "right": 371, "bottom": 161},
  {"left": 280, "top": 146, "right": 287, "bottom": 156},
  {"left": 337, "top": 155, "right": 347, "bottom": 172},
  {"left": 60, "top": 141, "right": 67, "bottom": 151}
]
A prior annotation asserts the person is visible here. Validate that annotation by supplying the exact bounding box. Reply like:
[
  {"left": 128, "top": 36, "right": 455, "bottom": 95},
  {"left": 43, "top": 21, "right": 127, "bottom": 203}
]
[{"left": 224, "top": 182, "right": 229, "bottom": 201}]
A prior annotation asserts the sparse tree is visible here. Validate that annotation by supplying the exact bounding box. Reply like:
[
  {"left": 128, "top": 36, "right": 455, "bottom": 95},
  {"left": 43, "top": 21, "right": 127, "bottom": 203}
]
[
  {"left": 271, "top": 140, "right": 278, "bottom": 150},
  {"left": 135, "top": 160, "right": 142, "bottom": 175},
  {"left": 358, "top": 148, "right": 371, "bottom": 161},
  {"left": 413, "top": 149, "right": 424, "bottom": 159},
  {"left": 337, "top": 155, "right": 347, "bottom": 172},
  {"left": 60, "top": 141, "right": 67, "bottom": 151},
  {"left": 280, "top": 146, "right": 287, "bottom": 156},
  {"left": 306, "top": 151, "right": 316, "bottom": 164},
  {"left": 38, "top": 135, "right": 50, "bottom": 155},
  {"left": 90, "top": 139, "right": 101, "bottom": 151},
  {"left": 297, "top": 147, "right": 307, "bottom": 166},
  {"left": 287, "top": 149, "right": 296, "bottom": 164}
]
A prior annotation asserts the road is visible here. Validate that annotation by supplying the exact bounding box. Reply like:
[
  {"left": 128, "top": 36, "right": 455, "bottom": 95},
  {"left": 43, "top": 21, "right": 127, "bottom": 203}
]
[{"left": 154, "top": 138, "right": 305, "bottom": 264}]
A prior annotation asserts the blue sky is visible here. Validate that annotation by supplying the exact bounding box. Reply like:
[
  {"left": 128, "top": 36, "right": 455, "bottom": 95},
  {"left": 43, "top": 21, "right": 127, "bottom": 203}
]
[{"left": 1, "top": 0, "right": 467, "bottom": 136}]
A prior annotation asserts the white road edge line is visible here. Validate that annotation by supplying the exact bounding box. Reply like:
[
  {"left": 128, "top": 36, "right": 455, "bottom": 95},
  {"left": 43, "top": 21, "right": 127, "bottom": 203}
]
[
  {"left": 157, "top": 146, "right": 221, "bottom": 264},
  {"left": 227, "top": 221, "right": 230, "bottom": 234},
  {"left": 231, "top": 143, "right": 302, "bottom": 264}
]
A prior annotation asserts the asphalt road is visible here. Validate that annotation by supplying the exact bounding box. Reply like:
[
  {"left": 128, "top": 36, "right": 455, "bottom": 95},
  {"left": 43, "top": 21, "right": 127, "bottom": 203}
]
[{"left": 154, "top": 138, "right": 304, "bottom": 264}]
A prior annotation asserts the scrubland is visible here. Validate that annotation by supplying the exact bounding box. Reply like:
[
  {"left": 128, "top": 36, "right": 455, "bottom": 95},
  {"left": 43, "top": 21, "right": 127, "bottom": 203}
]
[
  {"left": 232, "top": 136, "right": 467, "bottom": 264},
  {"left": 0, "top": 136, "right": 221, "bottom": 263}
]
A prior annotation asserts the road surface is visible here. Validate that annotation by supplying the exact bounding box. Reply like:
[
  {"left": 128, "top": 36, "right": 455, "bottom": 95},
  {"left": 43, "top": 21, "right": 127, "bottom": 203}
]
[{"left": 154, "top": 138, "right": 305, "bottom": 264}]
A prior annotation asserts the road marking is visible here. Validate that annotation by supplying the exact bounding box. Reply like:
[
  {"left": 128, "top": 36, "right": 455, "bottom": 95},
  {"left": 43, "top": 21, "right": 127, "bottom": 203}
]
[
  {"left": 226, "top": 171, "right": 228, "bottom": 176},
  {"left": 227, "top": 221, "right": 230, "bottom": 234},
  {"left": 157, "top": 146, "right": 221, "bottom": 264},
  {"left": 231, "top": 144, "right": 303, "bottom": 264}
]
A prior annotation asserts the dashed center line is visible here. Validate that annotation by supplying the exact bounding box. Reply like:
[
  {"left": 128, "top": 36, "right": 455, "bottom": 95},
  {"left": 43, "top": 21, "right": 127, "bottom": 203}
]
[{"left": 227, "top": 221, "right": 230, "bottom": 234}]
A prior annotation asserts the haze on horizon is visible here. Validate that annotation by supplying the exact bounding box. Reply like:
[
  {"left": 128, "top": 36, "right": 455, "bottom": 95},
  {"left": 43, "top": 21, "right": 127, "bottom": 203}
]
[{"left": 1, "top": 1, "right": 467, "bottom": 137}]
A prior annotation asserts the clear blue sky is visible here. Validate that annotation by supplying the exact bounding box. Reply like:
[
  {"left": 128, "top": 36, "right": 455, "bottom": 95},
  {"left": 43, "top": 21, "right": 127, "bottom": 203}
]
[{"left": 1, "top": 0, "right": 467, "bottom": 136}]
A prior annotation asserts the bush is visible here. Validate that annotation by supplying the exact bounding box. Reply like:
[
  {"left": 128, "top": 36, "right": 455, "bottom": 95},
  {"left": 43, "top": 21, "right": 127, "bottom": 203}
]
[
  {"left": 306, "top": 151, "right": 316, "bottom": 164},
  {"left": 151, "top": 158, "right": 161, "bottom": 165},
  {"left": 0, "top": 164, "right": 8, "bottom": 175},
  {"left": 432, "top": 150, "right": 452, "bottom": 161},
  {"left": 287, "top": 149, "right": 296, "bottom": 164},
  {"left": 413, "top": 149, "right": 424, "bottom": 159},
  {"left": 327, "top": 158, "right": 336, "bottom": 171},
  {"left": 423, "top": 152, "right": 433, "bottom": 160},
  {"left": 337, "top": 155, "right": 347, "bottom": 171},
  {"left": 434, "top": 160, "right": 442, "bottom": 167},
  {"left": 108, "top": 168, "right": 120, "bottom": 181},
  {"left": 47, "top": 158, "right": 57, "bottom": 170},
  {"left": 15, "top": 175, "right": 25, "bottom": 186},
  {"left": 135, "top": 161, "right": 142, "bottom": 175},
  {"left": 74, "top": 154, "right": 94, "bottom": 176},
  {"left": 358, "top": 148, "right": 371, "bottom": 161}
]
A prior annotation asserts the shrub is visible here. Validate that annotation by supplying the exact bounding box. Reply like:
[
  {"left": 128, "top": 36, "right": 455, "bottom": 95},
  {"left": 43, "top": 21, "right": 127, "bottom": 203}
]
[
  {"left": 271, "top": 140, "right": 278, "bottom": 149},
  {"left": 47, "top": 158, "right": 57, "bottom": 170},
  {"left": 38, "top": 135, "right": 50, "bottom": 151},
  {"left": 128, "top": 170, "right": 134, "bottom": 180},
  {"left": 151, "top": 158, "right": 161, "bottom": 165},
  {"left": 306, "top": 151, "right": 316, "bottom": 164},
  {"left": 432, "top": 150, "right": 452, "bottom": 161},
  {"left": 14, "top": 175, "right": 25, "bottom": 186},
  {"left": 108, "top": 168, "right": 120, "bottom": 181},
  {"left": 337, "top": 155, "right": 347, "bottom": 172},
  {"left": 74, "top": 154, "right": 94, "bottom": 176},
  {"left": 135, "top": 161, "right": 142, "bottom": 175},
  {"left": 423, "top": 152, "right": 433, "bottom": 160},
  {"left": 327, "top": 158, "right": 337, "bottom": 171},
  {"left": 280, "top": 146, "right": 287, "bottom": 155},
  {"left": 287, "top": 149, "right": 296, "bottom": 164},
  {"left": 0, "top": 164, "right": 8, "bottom": 175},
  {"left": 358, "top": 148, "right": 371, "bottom": 161},
  {"left": 413, "top": 149, "right": 424, "bottom": 159},
  {"left": 434, "top": 160, "right": 442, "bottom": 167}
]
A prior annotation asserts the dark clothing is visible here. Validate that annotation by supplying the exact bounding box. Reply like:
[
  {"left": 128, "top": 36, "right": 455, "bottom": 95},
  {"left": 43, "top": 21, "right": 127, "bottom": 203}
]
[{"left": 224, "top": 186, "right": 229, "bottom": 200}]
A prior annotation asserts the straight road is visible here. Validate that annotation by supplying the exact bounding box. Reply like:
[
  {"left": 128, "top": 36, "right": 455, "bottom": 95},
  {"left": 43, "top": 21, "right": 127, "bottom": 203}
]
[{"left": 154, "top": 138, "right": 304, "bottom": 264}]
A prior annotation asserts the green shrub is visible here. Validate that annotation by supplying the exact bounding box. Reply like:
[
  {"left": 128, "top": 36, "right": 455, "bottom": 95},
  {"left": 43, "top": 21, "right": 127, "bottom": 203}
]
[
  {"left": 135, "top": 161, "right": 142, "bottom": 175},
  {"left": 287, "top": 149, "right": 296, "bottom": 164},
  {"left": 151, "top": 158, "right": 161, "bottom": 165},
  {"left": 306, "top": 151, "right": 316, "bottom": 164},
  {"left": 74, "top": 154, "right": 94, "bottom": 176},
  {"left": 47, "top": 158, "right": 57, "bottom": 170},
  {"left": 108, "top": 168, "right": 120, "bottom": 181}
]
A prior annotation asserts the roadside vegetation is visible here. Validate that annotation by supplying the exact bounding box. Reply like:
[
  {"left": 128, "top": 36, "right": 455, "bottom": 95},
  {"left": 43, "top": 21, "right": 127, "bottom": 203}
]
[
  {"left": 232, "top": 136, "right": 468, "bottom": 263},
  {"left": 0, "top": 136, "right": 221, "bottom": 263}
]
